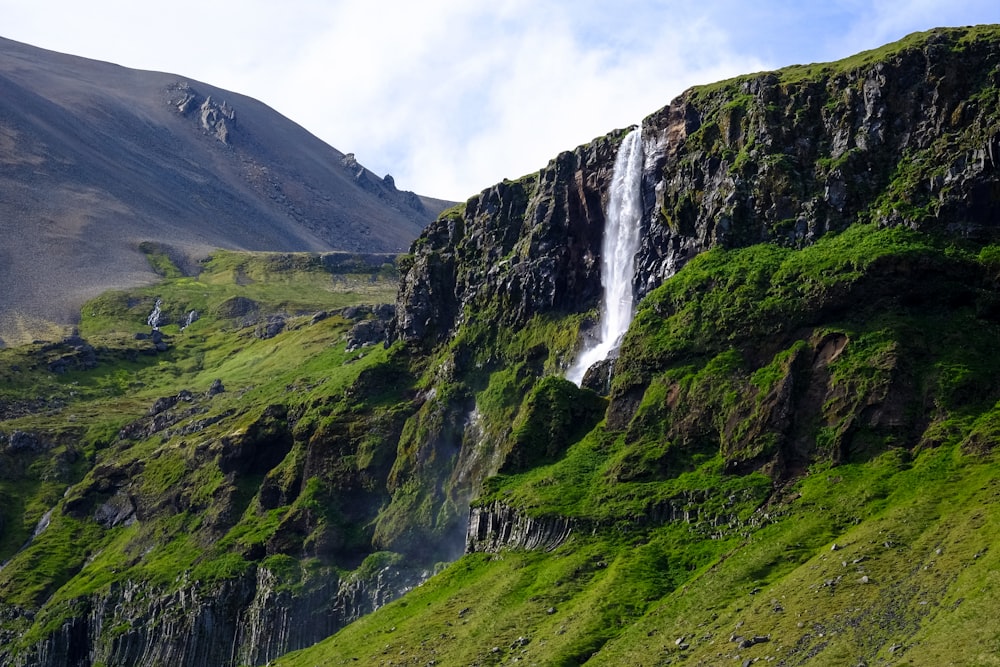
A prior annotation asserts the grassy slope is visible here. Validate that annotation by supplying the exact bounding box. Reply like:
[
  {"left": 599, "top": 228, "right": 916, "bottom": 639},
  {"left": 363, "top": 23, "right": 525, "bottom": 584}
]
[
  {"left": 0, "top": 249, "right": 401, "bottom": 646},
  {"left": 275, "top": 222, "right": 1000, "bottom": 666},
  {"left": 5, "top": 25, "right": 1000, "bottom": 666},
  {"left": 275, "top": 26, "right": 1000, "bottom": 658},
  {"left": 276, "top": 445, "right": 1000, "bottom": 667}
]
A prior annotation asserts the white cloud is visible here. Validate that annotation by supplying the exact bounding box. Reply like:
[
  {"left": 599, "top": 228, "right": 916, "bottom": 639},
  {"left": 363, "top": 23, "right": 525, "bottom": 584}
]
[
  {"left": 2, "top": 0, "right": 998, "bottom": 200},
  {"left": 263, "top": 1, "right": 770, "bottom": 199},
  {"left": 833, "top": 0, "right": 1000, "bottom": 58}
]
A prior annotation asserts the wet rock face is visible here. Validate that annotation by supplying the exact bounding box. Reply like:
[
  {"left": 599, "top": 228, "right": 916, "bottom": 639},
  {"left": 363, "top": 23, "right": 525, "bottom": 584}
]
[{"left": 580, "top": 358, "right": 614, "bottom": 395}]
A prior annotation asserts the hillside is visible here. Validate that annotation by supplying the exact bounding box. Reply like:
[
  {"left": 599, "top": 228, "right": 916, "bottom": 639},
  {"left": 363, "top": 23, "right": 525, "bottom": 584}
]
[
  {"left": 2, "top": 24, "right": 1000, "bottom": 667},
  {"left": 0, "top": 36, "right": 451, "bottom": 347}
]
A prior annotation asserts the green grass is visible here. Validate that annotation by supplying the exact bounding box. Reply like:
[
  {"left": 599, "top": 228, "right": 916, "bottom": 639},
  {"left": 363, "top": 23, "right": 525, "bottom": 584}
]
[
  {"left": 275, "top": 443, "right": 1000, "bottom": 667},
  {"left": 4, "top": 217, "right": 1000, "bottom": 665},
  {"left": 4, "top": 28, "right": 1000, "bottom": 658},
  {"left": 138, "top": 241, "right": 185, "bottom": 279},
  {"left": 689, "top": 25, "right": 1000, "bottom": 95},
  {"left": 271, "top": 215, "right": 1000, "bottom": 665},
  {"left": 244, "top": 26, "right": 1000, "bottom": 665},
  {"left": 79, "top": 249, "right": 397, "bottom": 340},
  {"left": 0, "top": 246, "right": 414, "bottom": 657}
]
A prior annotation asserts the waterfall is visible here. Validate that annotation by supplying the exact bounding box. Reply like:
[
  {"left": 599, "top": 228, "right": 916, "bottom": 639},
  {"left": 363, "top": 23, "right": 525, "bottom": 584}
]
[
  {"left": 567, "top": 127, "right": 644, "bottom": 386},
  {"left": 147, "top": 298, "right": 163, "bottom": 330},
  {"left": 181, "top": 310, "right": 199, "bottom": 330}
]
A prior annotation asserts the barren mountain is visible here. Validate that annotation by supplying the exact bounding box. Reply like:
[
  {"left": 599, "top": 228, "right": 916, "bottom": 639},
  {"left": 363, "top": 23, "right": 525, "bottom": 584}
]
[{"left": 0, "top": 36, "right": 451, "bottom": 346}]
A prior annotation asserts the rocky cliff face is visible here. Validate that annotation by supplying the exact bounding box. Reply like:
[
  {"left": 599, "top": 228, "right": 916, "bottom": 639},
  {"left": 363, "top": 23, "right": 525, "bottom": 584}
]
[
  {"left": 387, "top": 25, "right": 1000, "bottom": 557},
  {"left": 394, "top": 132, "right": 625, "bottom": 345},
  {"left": 4, "top": 26, "right": 1000, "bottom": 667},
  {"left": 635, "top": 26, "right": 1000, "bottom": 298},
  {"left": 221, "top": 26, "right": 1000, "bottom": 667},
  {"left": 466, "top": 501, "right": 576, "bottom": 553},
  {"left": 0, "top": 325, "right": 424, "bottom": 667},
  {"left": 397, "top": 26, "right": 1000, "bottom": 346}
]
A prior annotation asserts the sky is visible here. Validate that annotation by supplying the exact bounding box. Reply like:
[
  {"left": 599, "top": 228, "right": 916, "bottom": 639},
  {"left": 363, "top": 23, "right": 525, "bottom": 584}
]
[{"left": 2, "top": 1, "right": 998, "bottom": 201}]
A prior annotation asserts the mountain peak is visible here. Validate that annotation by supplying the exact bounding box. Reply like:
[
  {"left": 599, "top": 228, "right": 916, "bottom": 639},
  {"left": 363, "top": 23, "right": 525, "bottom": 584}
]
[{"left": 0, "top": 36, "right": 453, "bottom": 346}]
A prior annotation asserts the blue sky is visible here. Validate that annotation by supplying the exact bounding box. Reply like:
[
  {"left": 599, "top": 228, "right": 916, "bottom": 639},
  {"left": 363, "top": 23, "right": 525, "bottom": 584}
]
[{"left": 2, "top": 1, "right": 998, "bottom": 200}]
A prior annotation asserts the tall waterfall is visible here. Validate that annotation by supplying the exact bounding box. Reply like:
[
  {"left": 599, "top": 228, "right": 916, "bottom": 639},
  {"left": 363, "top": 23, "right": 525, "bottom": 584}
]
[{"left": 567, "top": 127, "right": 644, "bottom": 386}]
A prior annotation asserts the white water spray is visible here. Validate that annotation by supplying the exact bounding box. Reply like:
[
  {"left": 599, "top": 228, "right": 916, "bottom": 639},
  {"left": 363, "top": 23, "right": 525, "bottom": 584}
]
[{"left": 567, "top": 127, "right": 644, "bottom": 386}]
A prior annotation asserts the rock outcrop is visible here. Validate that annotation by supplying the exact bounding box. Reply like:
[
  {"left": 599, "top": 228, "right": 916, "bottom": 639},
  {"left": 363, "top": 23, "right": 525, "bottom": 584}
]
[
  {"left": 393, "top": 131, "right": 625, "bottom": 344},
  {"left": 344, "top": 303, "right": 395, "bottom": 351},
  {"left": 466, "top": 485, "right": 773, "bottom": 555},
  {"left": 169, "top": 82, "right": 237, "bottom": 145},
  {"left": 5, "top": 563, "right": 426, "bottom": 667},
  {"left": 467, "top": 501, "right": 575, "bottom": 553}
]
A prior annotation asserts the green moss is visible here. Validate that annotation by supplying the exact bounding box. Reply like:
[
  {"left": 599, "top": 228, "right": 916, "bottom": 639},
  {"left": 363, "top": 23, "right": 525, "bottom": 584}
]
[
  {"left": 0, "top": 243, "right": 423, "bottom": 654},
  {"left": 353, "top": 551, "right": 405, "bottom": 580},
  {"left": 502, "top": 377, "right": 606, "bottom": 474},
  {"left": 751, "top": 340, "right": 808, "bottom": 394},
  {"left": 689, "top": 26, "right": 1000, "bottom": 95},
  {"left": 6, "top": 25, "right": 1000, "bottom": 662},
  {"left": 0, "top": 512, "right": 104, "bottom": 606},
  {"left": 191, "top": 551, "right": 250, "bottom": 583}
]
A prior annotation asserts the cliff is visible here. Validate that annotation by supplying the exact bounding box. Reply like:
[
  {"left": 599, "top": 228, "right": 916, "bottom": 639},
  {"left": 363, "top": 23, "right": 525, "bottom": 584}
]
[
  {"left": 398, "top": 26, "right": 1000, "bottom": 346},
  {"left": 635, "top": 25, "right": 1000, "bottom": 293},
  {"left": 393, "top": 132, "right": 622, "bottom": 345},
  {"left": 380, "top": 24, "right": 1000, "bottom": 554},
  {"left": 0, "top": 255, "right": 421, "bottom": 666},
  {"left": 277, "top": 25, "right": 1000, "bottom": 666},
  {"left": 3, "top": 562, "right": 428, "bottom": 667}
]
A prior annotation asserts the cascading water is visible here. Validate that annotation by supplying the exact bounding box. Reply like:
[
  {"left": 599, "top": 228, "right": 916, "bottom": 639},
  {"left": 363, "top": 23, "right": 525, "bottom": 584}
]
[
  {"left": 181, "top": 309, "right": 199, "bottom": 330},
  {"left": 567, "top": 127, "right": 645, "bottom": 386},
  {"left": 147, "top": 298, "right": 164, "bottom": 330}
]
